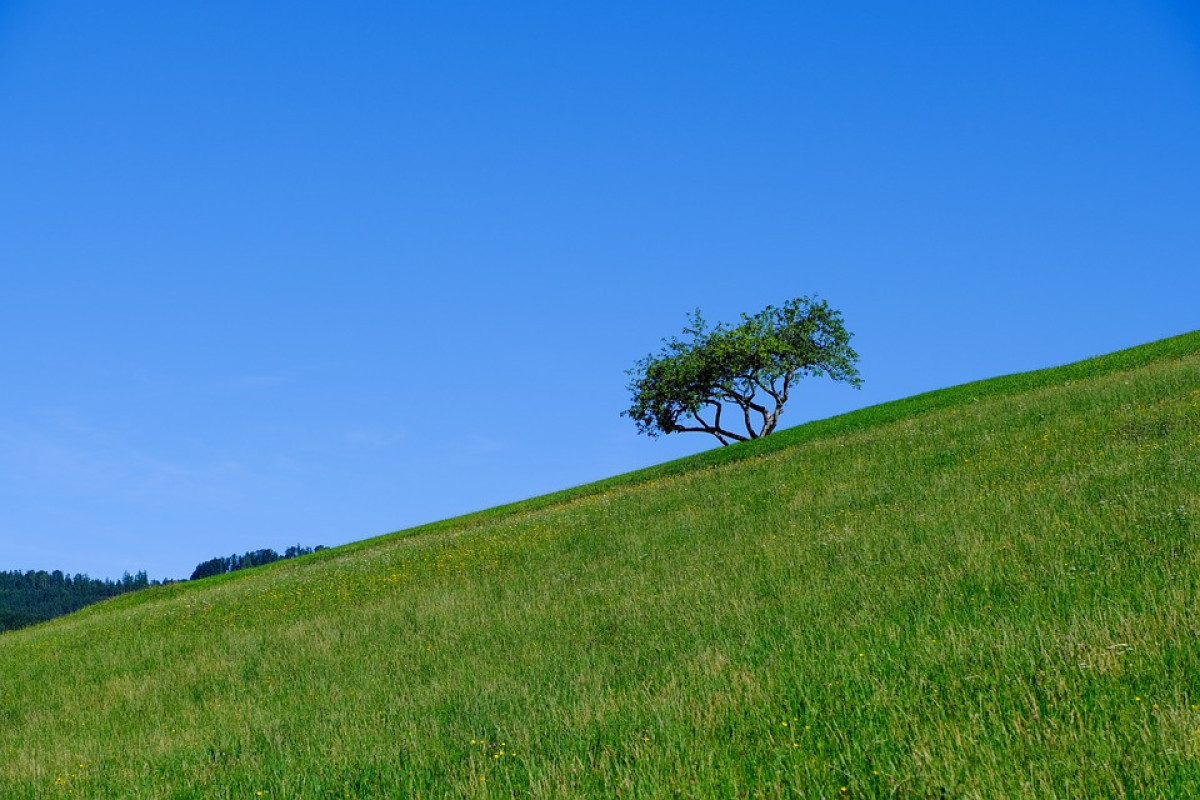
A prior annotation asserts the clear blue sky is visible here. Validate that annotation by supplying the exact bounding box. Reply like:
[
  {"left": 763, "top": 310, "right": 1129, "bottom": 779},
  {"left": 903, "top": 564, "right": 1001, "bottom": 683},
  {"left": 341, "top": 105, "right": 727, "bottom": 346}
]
[{"left": 2, "top": 1, "right": 1197, "bottom": 580}]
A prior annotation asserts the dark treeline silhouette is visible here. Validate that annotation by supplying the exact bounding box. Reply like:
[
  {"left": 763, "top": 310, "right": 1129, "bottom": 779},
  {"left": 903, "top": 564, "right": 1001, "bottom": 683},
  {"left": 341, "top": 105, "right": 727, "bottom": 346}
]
[
  {"left": 1, "top": 543, "right": 327, "bottom": 633},
  {"left": 189, "top": 544, "right": 326, "bottom": 581},
  {"left": 0, "top": 569, "right": 169, "bottom": 633}
]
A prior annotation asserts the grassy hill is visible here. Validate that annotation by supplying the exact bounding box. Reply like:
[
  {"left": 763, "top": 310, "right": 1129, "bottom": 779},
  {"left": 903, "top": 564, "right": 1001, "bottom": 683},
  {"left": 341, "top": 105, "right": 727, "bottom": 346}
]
[{"left": 2, "top": 331, "right": 1198, "bottom": 799}]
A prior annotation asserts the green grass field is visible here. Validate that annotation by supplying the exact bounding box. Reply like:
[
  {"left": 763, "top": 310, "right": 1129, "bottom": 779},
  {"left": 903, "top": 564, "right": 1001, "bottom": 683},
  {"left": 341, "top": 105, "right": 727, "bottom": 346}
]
[{"left": 3, "top": 331, "right": 1198, "bottom": 799}]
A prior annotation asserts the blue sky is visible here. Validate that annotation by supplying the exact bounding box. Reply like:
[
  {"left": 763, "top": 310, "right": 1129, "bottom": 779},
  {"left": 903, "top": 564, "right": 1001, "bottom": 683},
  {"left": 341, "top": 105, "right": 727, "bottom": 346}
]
[{"left": 2, "top": 1, "right": 1197, "bottom": 580}]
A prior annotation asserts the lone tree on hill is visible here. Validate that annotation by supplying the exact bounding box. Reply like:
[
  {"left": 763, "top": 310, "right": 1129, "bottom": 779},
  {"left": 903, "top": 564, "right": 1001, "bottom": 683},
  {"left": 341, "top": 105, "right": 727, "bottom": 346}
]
[{"left": 623, "top": 296, "right": 862, "bottom": 445}]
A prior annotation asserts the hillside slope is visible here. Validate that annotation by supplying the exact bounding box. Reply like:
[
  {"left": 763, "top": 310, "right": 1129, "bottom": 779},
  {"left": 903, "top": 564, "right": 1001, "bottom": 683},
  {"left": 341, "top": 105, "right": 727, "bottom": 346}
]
[{"left": 2, "top": 332, "right": 1198, "bottom": 799}]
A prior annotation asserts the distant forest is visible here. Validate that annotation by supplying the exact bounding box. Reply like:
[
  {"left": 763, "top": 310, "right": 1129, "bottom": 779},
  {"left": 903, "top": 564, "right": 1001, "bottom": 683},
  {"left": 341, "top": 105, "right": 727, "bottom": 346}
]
[
  {"left": 1, "top": 544, "right": 324, "bottom": 634},
  {"left": 188, "top": 545, "right": 326, "bottom": 580},
  {"left": 0, "top": 570, "right": 163, "bottom": 633}
]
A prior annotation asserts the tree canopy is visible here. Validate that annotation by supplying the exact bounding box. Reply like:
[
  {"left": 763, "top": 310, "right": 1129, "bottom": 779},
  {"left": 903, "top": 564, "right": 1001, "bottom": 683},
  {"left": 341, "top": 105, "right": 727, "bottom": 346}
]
[
  {"left": 0, "top": 569, "right": 158, "bottom": 633},
  {"left": 188, "top": 544, "right": 326, "bottom": 581},
  {"left": 623, "top": 296, "right": 862, "bottom": 445}
]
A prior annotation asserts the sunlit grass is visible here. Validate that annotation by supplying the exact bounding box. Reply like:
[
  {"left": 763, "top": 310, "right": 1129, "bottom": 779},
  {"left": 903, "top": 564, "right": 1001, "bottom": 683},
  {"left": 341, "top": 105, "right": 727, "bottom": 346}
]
[{"left": 1, "top": 332, "right": 1198, "bottom": 798}]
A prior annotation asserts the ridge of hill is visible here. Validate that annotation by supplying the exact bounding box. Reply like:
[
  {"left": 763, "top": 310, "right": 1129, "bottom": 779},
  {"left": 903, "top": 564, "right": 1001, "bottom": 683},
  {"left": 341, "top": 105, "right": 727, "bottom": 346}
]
[
  {"left": 340, "top": 328, "right": 1200, "bottom": 554},
  {"left": 1, "top": 330, "right": 1198, "bottom": 798}
]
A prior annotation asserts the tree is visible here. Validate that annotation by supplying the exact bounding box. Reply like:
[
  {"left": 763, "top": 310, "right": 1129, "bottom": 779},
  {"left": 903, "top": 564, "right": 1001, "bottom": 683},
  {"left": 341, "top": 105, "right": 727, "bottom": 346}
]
[
  {"left": 0, "top": 567, "right": 165, "bottom": 633},
  {"left": 189, "top": 557, "right": 226, "bottom": 581},
  {"left": 623, "top": 296, "right": 862, "bottom": 445},
  {"left": 188, "top": 544, "right": 325, "bottom": 582}
]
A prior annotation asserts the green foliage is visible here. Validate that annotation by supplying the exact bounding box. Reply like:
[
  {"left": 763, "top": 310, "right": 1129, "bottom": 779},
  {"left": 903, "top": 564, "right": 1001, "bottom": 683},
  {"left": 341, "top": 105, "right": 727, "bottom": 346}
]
[
  {"left": 0, "top": 569, "right": 158, "bottom": 633},
  {"left": 624, "top": 296, "right": 862, "bottom": 444},
  {"left": 0, "top": 331, "right": 1197, "bottom": 798},
  {"left": 189, "top": 545, "right": 325, "bottom": 581}
]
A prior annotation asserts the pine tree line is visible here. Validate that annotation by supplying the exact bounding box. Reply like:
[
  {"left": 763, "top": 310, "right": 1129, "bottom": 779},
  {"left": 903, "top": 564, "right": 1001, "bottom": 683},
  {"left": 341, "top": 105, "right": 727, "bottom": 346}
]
[
  {"left": 188, "top": 544, "right": 326, "bottom": 580},
  {"left": 0, "top": 569, "right": 166, "bottom": 633},
  {"left": 2, "top": 543, "right": 326, "bottom": 633}
]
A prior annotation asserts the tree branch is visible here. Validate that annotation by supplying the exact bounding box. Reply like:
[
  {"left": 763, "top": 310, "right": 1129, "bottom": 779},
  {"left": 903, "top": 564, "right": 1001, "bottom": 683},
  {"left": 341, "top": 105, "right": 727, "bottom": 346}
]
[
  {"left": 672, "top": 424, "right": 747, "bottom": 444},
  {"left": 708, "top": 401, "right": 746, "bottom": 445},
  {"left": 757, "top": 372, "right": 792, "bottom": 436},
  {"left": 719, "top": 381, "right": 770, "bottom": 416},
  {"left": 679, "top": 401, "right": 749, "bottom": 445},
  {"left": 750, "top": 374, "right": 783, "bottom": 407},
  {"left": 757, "top": 378, "right": 791, "bottom": 436},
  {"left": 691, "top": 407, "right": 728, "bottom": 446},
  {"left": 715, "top": 383, "right": 769, "bottom": 440}
]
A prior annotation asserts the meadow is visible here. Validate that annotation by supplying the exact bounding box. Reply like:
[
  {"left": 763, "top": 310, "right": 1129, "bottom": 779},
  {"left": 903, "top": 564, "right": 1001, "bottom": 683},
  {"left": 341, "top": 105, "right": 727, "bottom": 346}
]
[{"left": 1, "top": 331, "right": 1198, "bottom": 798}]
